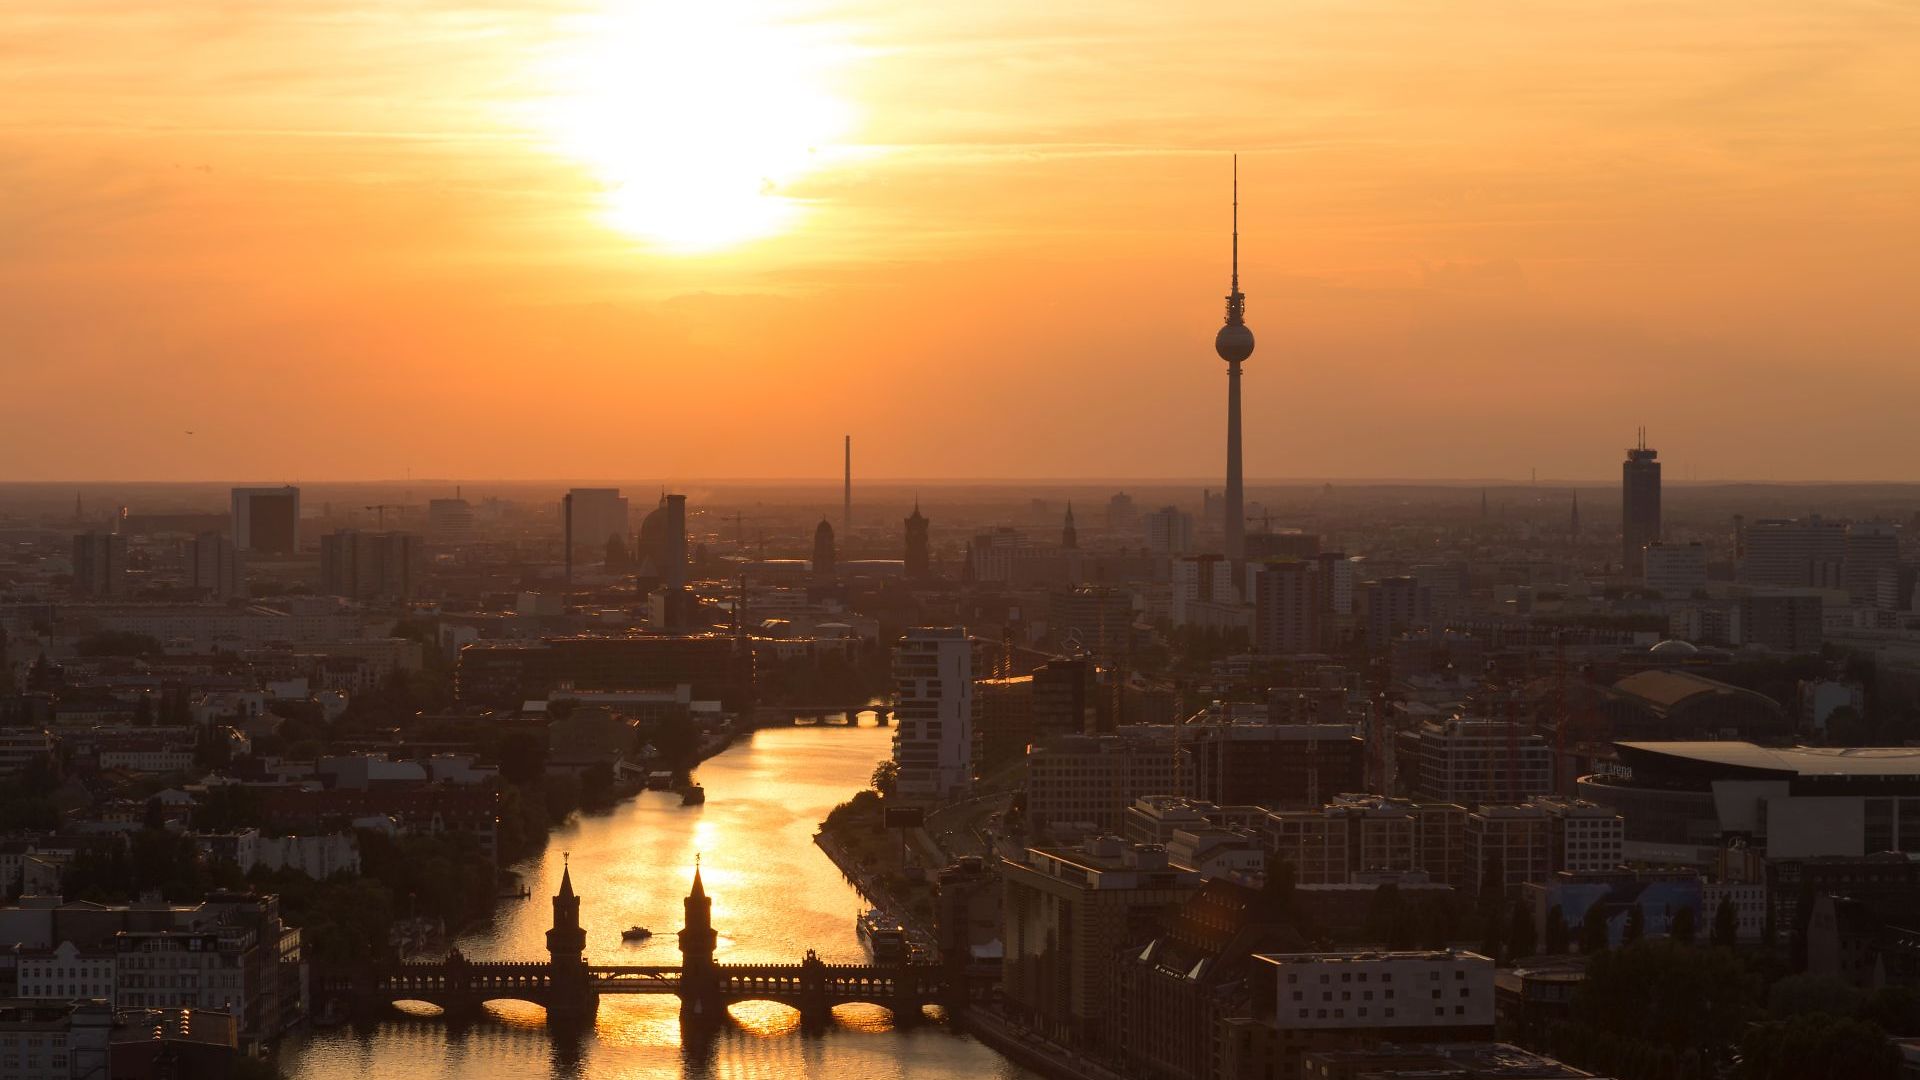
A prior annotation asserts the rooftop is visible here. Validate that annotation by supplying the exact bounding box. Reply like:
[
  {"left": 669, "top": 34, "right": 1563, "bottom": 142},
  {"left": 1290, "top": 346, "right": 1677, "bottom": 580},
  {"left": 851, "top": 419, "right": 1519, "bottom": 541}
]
[{"left": 1616, "top": 741, "right": 1920, "bottom": 778}]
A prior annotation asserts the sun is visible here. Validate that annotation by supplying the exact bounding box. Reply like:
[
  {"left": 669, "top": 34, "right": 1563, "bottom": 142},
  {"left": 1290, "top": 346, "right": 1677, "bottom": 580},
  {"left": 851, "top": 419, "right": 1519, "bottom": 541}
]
[{"left": 535, "top": 1, "right": 858, "bottom": 253}]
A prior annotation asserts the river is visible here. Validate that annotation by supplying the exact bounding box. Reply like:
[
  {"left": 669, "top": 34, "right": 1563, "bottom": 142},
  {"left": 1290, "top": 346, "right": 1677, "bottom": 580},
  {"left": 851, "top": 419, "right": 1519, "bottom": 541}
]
[{"left": 279, "top": 716, "right": 1037, "bottom": 1079}]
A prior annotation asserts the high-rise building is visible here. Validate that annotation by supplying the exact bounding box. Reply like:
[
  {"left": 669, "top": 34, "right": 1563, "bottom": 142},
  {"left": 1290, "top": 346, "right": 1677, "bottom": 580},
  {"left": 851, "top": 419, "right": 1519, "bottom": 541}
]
[
  {"left": 319, "top": 530, "right": 423, "bottom": 600},
  {"left": 636, "top": 493, "right": 688, "bottom": 588},
  {"left": 71, "top": 532, "right": 128, "bottom": 597},
  {"left": 188, "top": 531, "right": 245, "bottom": 599},
  {"left": 1742, "top": 516, "right": 1847, "bottom": 589},
  {"left": 812, "top": 519, "right": 836, "bottom": 578},
  {"left": 904, "top": 502, "right": 931, "bottom": 579},
  {"left": 1360, "top": 576, "right": 1423, "bottom": 649},
  {"left": 1252, "top": 559, "right": 1319, "bottom": 655},
  {"left": 1144, "top": 506, "right": 1196, "bottom": 556},
  {"left": 891, "top": 627, "right": 973, "bottom": 800},
  {"left": 231, "top": 486, "right": 300, "bottom": 554},
  {"left": 1844, "top": 521, "right": 1900, "bottom": 602},
  {"left": 1062, "top": 503, "right": 1078, "bottom": 550},
  {"left": 1621, "top": 432, "right": 1661, "bottom": 575},
  {"left": 1215, "top": 157, "right": 1255, "bottom": 575},
  {"left": 427, "top": 498, "right": 475, "bottom": 545},
  {"left": 1313, "top": 552, "right": 1355, "bottom": 615},
  {"left": 562, "top": 488, "right": 629, "bottom": 563},
  {"left": 1003, "top": 839, "right": 1202, "bottom": 1046},
  {"left": 1106, "top": 491, "right": 1138, "bottom": 533}
]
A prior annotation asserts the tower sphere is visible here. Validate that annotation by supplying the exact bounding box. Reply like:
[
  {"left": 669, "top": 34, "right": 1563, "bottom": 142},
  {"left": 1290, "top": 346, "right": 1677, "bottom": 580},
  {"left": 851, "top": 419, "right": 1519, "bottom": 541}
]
[{"left": 1215, "top": 323, "right": 1255, "bottom": 364}]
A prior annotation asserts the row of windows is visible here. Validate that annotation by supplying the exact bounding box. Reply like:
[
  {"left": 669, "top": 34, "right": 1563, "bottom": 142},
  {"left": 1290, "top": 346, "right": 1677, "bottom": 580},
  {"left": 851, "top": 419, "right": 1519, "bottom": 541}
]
[{"left": 1292, "top": 1005, "right": 1470, "bottom": 1021}]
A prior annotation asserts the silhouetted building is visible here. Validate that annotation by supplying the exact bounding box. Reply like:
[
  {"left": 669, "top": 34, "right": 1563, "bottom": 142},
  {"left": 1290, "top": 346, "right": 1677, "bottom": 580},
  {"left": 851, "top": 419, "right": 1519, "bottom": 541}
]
[
  {"left": 427, "top": 497, "right": 475, "bottom": 545},
  {"left": 892, "top": 627, "right": 973, "bottom": 800},
  {"left": 319, "top": 530, "right": 422, "bottom": 600},
  {"left": 1253, "top": 560, "right": 1320, "bottom": 655},
  {"left": 636, "top": 493, "right": 688, "bottom": 588},
  {"left": 904, "top": 502, "right": 931, "bottom": 580},
  {"left": 812, "top": 519, "right": 836, "bottom": 578},
  {"left": 1621, "top": 433, "right": 1660, "bottom": 575},
  {"left": 1742, "top": 516, "right": 1846, "bottom": 589},
  {"left": 1062, "top": 503, "right": 1078, "bottom": 550},
  {"left": 71, "top": 531, "right": 128, "bottom": 597},
  {"left": 189, "top": 531, "right": 246, "bottom": 599},
  {"left": 454, "top": 635, "right": 753, "bottom": 710},
  {"left": 230, "top": 486, "right": 300, "bottom": 555}
]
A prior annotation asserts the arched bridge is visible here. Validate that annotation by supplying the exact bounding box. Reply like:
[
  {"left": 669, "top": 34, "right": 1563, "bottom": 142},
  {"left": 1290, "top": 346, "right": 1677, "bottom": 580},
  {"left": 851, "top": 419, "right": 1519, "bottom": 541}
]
[{"left": 312, "top": 864, "right": 954, "bottom": 1031}]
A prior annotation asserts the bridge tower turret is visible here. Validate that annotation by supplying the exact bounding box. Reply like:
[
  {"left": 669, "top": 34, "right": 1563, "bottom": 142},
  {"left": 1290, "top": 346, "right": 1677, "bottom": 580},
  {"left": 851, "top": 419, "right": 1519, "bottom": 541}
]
[
  {"left": 678, "top": 860, "right": 721, "bottom": 1024},
  {"left": 544, "top": 856, "right": 598, "bottom": 1027}
]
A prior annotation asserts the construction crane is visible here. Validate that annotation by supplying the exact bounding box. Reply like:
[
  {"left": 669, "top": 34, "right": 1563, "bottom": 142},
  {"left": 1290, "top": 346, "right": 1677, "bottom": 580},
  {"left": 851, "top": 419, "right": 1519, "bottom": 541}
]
[{"left": 363, "top": 504, "right": 409, "bottom": 529}]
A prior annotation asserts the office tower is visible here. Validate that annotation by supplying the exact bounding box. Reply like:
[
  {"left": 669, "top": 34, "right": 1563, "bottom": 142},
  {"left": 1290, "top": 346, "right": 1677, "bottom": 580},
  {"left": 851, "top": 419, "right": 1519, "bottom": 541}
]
[
  {"left": 231, "top": 486, "right": 300, "bottom": 554},
  {"left": 319, "top": 530, "right": 422, "bottom": 599},
  {"left": 1251, "top": 559, "right": 1318, "bottom": 655},
  {"left": 1031, "top": 658, "right": 1098, "bottom": 740},
  {"left": 427, "top": 497, "right": 475, "bottom": 545},
  {"left": 1642, "top": 541, "right": 1707, "bottom": 596},
  {"left": 1844, "top": 521, "right": 1900, "bottom": 602},
  {"left": 1214, "top": 157, "right": 1254, "bottom": 573},
  {"left": 1394, "top": 719, "right": 1552, "bottom": 804},
  {"left": 891, "top": 627, "right": 973, "bottom": 800},
  {"left": 812, "top": 519, "right": 836, "bottom": 578},
  {"left": 189, "top": 531, "right": 245, "bottom": 599},
  {"left": 1621, "top": 431, "right": 1660, "bottom": 574},
  {"left": 1360, "top": 575, "right": 1422, "bottom": 649},
  {"left": 1742, "top": 516, "right": 1847, "bottom": 589},
  {"left": 1171, "top": 554, "right": 1237, "bottom": 624},
  {"left": 637, "top": 493, "right": 687, "bottom": 587},
  {"left": 71, "top": 532, "right": 128, "bottom": 597},
  {"left": 1143, "top": 506, "right": 1196, "bottom": 556},
  {"left": 562, "top": 488, "right": 629, "bottom": 560},
  {"left": 1061, "top": 503, "right": 1077, "bottom": 550},
  {"left": 1106, "top": 491, "right": 1137, "bottom": 533},
  {"left": 904, "top": 501, "right": 931, "bottom": 579},
  {"left": 1314, "top": 551, "right": 1354, "bottom": 615}
]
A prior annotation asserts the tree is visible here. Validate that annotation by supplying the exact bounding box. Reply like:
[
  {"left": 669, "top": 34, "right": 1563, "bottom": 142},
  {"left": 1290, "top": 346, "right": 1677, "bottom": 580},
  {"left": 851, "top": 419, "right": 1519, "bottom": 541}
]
[
  {"left": 1623, "top": 904, "right": 1645, "bottom": 946},
  {"left": 1579, "top": 909, "right": 1610, "bottom": 954},
  {"left": 1712, "top": 895, "right": 1740, "bottom": 948},
  {"left": 1671, "top": 905, "right": 1697, "bottom": 945},
  {"left": 870, "top": 759, "right": 899, "bottom": 798},
  {"left": 1544, "top": 905, "right": 1570, "bottom": 954},
  {"left": 1508, "top": 899, "right": 1538, "bottom": 961},
  {"left": 1736, "top": 1013, "right": 1900, "bottom": 1080}
]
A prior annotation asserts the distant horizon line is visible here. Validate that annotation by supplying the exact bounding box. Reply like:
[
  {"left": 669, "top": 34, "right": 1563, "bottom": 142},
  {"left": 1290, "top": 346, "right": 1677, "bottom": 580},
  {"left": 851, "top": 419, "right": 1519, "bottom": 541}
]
[{"left": 10, "top": 476, "right": 1920, "bottom": 489}]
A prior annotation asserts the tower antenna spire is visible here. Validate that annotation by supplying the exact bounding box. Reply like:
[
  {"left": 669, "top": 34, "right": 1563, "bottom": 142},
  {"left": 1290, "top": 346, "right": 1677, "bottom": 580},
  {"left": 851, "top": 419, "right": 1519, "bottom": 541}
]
[{"left": 1225, "top": 155, "right": 1245, "bottom": 327}]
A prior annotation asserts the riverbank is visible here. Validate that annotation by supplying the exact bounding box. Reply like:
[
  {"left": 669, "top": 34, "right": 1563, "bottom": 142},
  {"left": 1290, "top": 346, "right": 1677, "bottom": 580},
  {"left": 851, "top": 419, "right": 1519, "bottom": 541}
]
[
  {"left": 812, "top": 829, "right": 932, "bottom": 939},
  {"left": 963, "top": 1007, "right": 1135, "bottom": 1080}
]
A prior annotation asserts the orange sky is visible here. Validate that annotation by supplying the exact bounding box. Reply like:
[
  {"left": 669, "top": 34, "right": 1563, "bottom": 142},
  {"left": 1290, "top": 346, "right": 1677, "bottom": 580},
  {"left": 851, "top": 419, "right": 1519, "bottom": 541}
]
[{"left": 4, "top": 1, "right": 1918, "bottom": 482}]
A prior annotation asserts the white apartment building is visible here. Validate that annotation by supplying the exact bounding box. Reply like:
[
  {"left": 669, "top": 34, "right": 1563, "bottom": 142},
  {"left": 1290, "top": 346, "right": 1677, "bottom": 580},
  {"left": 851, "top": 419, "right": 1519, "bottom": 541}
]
[
  {"left": 14, "top": 942, "right": 116, "bottom": 1004},
  {"left": 1144, "top": 506, "right": 1197, "bottom": 556},
  {"left": 114, "top": 930, "right": 250, "bottom": 1013},
  {"left": 891, "top": 627, "right": 974, "bottom": 800},
  {"left": 1256, "top": 949, "right": 1496, "bottom": 1031},
  {"left": 1537, "top": 796, "right": 1625, "bottom": 873}
]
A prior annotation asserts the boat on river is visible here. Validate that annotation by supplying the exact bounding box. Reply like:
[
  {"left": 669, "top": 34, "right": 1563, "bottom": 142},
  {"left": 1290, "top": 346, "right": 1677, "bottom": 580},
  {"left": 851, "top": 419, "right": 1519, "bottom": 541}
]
[
  {"left": 856, "top": 909, "right": 907, "bottom": 963},
  {"left": 681, "top": 783, "right": 706, "bottom": 805},
  {"left": 621, "top": 926, "right": 653, "bottom": 942}
]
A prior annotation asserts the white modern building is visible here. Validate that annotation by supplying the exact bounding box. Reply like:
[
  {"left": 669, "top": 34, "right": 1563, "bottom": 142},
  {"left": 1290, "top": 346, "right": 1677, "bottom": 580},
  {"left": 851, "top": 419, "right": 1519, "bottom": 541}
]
[
  {"left": 14, "top": 941, "right": 116, "bottom": 1004},
  {"left": 891, "top": 627, "right": 974, "bottom": 800},
  {"left": 1144, "top": 506, "right": 1196, "bottom": 557},
  {"left": 1255, "top": 949, "right": 1496, "bottom": 1031}
]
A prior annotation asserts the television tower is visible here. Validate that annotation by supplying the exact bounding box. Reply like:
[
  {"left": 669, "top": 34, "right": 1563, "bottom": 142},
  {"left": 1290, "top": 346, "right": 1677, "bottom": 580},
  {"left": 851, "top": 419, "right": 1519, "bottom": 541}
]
[
  {"left": 843, "top": 434, "right": 851, "bottom": 534},
  {"left": 1215, "top": 156, "right": 1255, "bottom": 576}
]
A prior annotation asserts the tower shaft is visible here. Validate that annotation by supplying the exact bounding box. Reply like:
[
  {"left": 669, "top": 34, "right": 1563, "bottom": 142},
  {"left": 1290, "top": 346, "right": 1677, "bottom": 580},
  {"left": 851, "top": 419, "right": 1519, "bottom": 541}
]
[{"left": 1226, "top": 362, "right": 1244, "bottom": 567}]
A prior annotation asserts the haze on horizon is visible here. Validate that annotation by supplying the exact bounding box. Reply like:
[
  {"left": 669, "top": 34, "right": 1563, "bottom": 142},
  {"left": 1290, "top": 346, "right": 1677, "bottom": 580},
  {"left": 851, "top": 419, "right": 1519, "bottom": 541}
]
[{"left": 4, "top": 1, "right": 1917, "bottom": 484}]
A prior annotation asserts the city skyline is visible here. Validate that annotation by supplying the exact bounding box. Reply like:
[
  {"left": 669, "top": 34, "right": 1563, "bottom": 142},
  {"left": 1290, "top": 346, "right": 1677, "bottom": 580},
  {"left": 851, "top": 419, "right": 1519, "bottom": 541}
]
[{"left": 6, "top": 2, "right": 1919, "bottom": 482}]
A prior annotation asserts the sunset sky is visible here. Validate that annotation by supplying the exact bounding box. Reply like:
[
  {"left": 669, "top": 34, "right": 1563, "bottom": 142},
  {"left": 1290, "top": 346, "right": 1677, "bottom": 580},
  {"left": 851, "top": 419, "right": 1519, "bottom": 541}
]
[{"left": 4, "top": 1, "right": 1917, "bottom": 483}]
